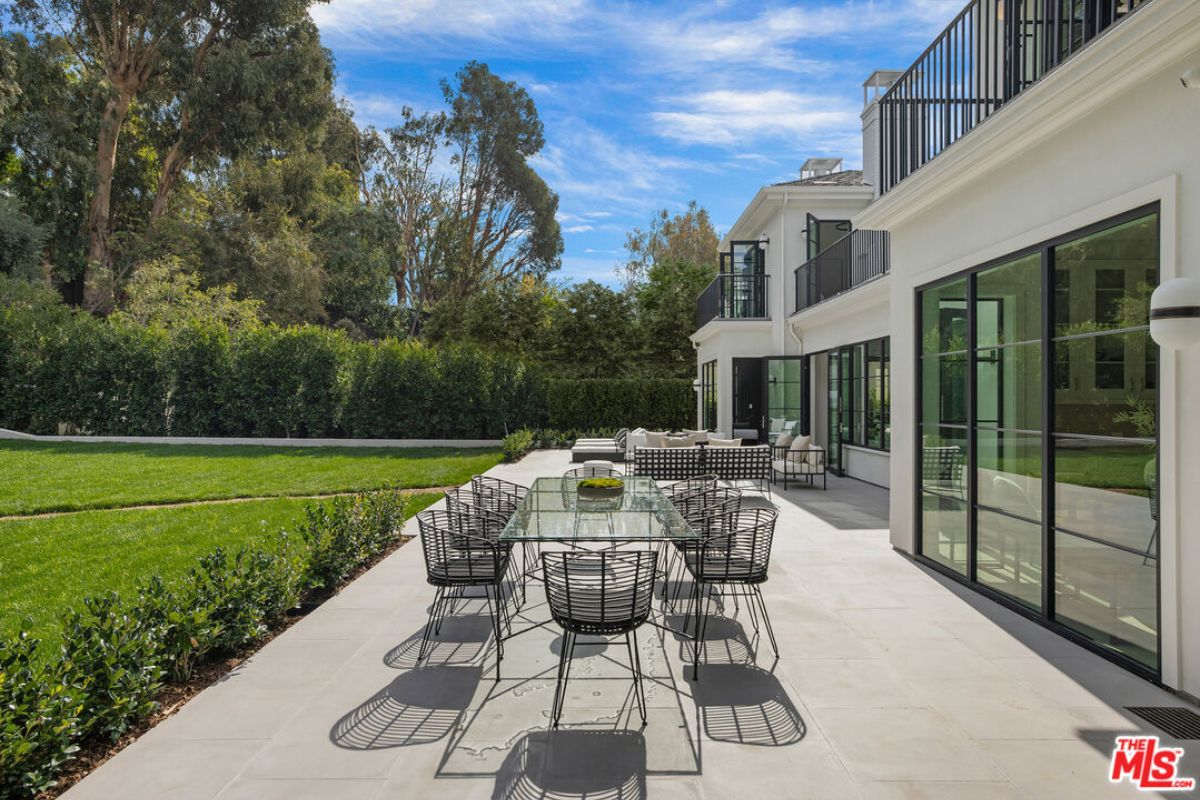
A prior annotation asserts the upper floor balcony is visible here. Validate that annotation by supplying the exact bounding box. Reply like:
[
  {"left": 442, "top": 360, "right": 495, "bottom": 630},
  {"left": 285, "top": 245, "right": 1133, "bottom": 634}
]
[
  {"left": 794, "top": 229, "right": 889, "bottom": 314},
  {"left": 695, "top": 273, "right": 769, "bottom": 329},
  {"left": 878, "top": 0, "right": 1153, "bottom": 195}
]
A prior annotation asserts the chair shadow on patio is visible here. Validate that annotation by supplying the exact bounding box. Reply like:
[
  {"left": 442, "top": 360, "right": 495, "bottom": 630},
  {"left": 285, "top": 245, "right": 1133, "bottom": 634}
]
[
  {"left": 385, "top": 611, "right": 495, "bottom": 669},
  {"left": 330, "top": 664, "right": 481, "bottom": 750},
  {"left": 689, "top": 663, "right": 806, "bottom": 747},
  {"left": 492, "top": 729, "right": 647, "bottom": 800},
  {"left": 663, "top": 613, "right": 757, "bottom": 666}
]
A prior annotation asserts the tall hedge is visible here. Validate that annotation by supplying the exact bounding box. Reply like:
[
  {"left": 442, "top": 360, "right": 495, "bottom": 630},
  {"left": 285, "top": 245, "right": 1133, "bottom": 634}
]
[
  {"left": 545, "top": 378, "right": 693, "bottom": 430},
  {"left": 0, "top": 302, "right": 690, "bottom": 438}
]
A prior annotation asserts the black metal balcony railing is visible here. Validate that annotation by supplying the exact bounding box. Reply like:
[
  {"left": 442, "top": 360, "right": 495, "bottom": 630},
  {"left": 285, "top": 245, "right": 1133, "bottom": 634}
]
[
  {"left": 696, "top": 274, "right": 769, "bottom": 329},
  {"left": 879, "top": 0, "right": 1152, "bottom": 195},
  {"left": 794, "top": 230, "right": 889, "bottom": 314}
]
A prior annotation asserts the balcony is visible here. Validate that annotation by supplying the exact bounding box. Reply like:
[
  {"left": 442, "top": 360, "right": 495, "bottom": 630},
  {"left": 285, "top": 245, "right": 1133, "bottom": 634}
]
[
  {"left": 794, "top": 229, "right": 889, "bottom": 314},
  {"left": 695, "top": 274, "right": 769, "bottom": 329},
  {"left": 878, "top": 0, "right": 1153, "bottom": 194}
]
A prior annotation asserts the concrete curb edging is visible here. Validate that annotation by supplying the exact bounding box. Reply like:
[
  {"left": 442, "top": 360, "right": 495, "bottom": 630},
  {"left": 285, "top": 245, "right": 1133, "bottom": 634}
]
[{"left": 0, "top": 429, "right": 503, "bottom": 449}]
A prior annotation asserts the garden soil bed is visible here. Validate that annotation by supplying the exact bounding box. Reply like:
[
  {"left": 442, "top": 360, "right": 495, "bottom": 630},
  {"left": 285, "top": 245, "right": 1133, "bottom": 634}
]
[{"left": 38, "top": 535, "right": 416, "bottom": 799}]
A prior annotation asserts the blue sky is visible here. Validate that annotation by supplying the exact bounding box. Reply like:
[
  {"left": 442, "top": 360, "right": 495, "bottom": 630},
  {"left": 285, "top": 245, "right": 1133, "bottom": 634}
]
[{"left": 313, "top": 0, "right": 962, "bottom": 286}]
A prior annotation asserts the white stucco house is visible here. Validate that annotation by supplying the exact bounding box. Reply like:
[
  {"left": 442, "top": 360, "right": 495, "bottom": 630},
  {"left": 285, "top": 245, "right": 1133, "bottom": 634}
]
[{"left": 692, "top": 0, "right": 1200, "bottom": 698}]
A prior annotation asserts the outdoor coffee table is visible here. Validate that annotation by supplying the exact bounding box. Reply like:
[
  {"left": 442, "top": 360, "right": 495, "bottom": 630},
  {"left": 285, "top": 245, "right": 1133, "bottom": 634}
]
[{"left": 499, "top": 476, "right": 700, "bottom": 640}]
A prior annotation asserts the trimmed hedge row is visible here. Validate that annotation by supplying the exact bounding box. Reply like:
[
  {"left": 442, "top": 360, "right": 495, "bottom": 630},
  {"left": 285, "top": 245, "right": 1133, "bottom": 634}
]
[
  {"left": 0, "top": 301, "right": 694, "bottom": 438},
  {"left": 0, "top": 489, "right": 416, "bottom": 800},
  {"left": 545, "top": 378, "right": 693, "bottom": 430}
]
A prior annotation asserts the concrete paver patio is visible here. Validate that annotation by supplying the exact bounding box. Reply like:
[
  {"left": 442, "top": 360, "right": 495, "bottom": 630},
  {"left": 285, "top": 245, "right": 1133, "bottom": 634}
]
[{"left": 62, "top": 450, "right": 1198, "bottom": 799}]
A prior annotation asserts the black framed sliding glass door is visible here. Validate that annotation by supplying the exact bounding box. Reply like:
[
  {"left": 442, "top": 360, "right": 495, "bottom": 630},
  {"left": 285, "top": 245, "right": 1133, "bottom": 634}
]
[{"left": 916, "top": 206, "right": 1160, "bottom": 675}]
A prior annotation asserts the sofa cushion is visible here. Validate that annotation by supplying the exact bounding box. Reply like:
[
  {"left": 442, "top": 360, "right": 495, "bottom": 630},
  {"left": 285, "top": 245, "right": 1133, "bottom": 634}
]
[{"left": 707, "top": 437, "right": 741, "bottom": 448}]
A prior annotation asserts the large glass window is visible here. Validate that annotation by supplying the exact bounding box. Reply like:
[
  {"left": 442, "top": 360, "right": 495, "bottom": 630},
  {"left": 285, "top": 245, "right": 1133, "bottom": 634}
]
[
  {"left": 916, "top": 208, "right": 1159, "bottom": 673},
  {"left": 700, "top": 360, "right": 717, "bottom": 431},
  {"left": 828, "top": 336, "right": 890, "bottom": 456}
]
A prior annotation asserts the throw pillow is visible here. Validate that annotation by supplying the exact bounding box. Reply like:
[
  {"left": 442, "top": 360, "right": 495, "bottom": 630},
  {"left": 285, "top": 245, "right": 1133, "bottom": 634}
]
[
  {"left": 788, "top": 434, "right": 813, "bottom": 463},
  {"left": 707, "top": 437, "right": 741, "bottom": 447},
  {"left": 664, "top": 435, "right": 692, "bottom": 448},
  {"left": 776, "top": 433, "right": 795, "bottom": 449},
  {"left": 644, "top": 431, "right": 667, "bottom": 448},
  {"left": 683, "top": 429, "right": 709, "bottom": 443}
]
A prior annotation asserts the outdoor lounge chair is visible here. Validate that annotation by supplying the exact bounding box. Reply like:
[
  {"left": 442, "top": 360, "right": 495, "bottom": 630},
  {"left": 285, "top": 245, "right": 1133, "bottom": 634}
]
[
  {"left": 570, "top": 429, "right": 628, "bottom": 462},
  {"left": 771, "top": 443, "right": 827, "bottom": 490}
]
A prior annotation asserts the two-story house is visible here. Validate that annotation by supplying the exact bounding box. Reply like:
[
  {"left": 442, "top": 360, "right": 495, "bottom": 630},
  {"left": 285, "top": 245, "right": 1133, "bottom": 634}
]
[{"left": 693, "top": 0, "right": 1200, "bottom": 699}]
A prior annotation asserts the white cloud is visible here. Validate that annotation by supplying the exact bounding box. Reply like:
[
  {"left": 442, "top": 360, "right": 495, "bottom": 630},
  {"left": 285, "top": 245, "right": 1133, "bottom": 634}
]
[
  {"left": 651, "top": 90, "right": 858, "bottom": 148},
  {"left": 563, "top": 224, "right": 594, "bottom": 233},
  {"left": 313, "top": 0, "right": 589, "bottom": 51}
]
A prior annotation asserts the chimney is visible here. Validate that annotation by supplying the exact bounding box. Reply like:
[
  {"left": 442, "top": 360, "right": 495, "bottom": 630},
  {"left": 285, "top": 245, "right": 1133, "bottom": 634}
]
[
  {"left": 862, "top": 70, "right": 903, "bottom": 197},
  {"left": 799, "top": 157, "right": 842, "bottom": 181}
]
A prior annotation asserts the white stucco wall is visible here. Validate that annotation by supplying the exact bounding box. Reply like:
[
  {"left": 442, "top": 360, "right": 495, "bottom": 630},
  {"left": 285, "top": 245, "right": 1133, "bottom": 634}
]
[{"left": 856, "top": 0, "right": 1200, "bottom": 694}]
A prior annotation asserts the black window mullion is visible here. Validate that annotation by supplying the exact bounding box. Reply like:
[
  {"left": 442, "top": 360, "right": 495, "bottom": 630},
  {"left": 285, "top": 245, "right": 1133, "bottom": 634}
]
[
  {"left": 1042, "top": 245, "right": 1056, "bottom": 621},
  {"left": 967, "top": 272, "right": 978, "bottom": 584}
]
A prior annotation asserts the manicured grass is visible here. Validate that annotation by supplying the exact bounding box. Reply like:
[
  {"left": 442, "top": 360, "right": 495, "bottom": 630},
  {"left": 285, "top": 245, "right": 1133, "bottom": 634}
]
[
  {"left": 0, "top": 440, "right": 501, "bottom": 515},
  {"left": 0, "top": 492, "right": 442, "bottom": 648},
  {"left": 988, "top": 445, "right": 1155, "bottom": 496}
]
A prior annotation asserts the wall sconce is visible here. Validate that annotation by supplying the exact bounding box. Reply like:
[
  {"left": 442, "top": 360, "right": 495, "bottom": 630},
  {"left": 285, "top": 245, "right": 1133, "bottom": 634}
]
[
  {"left": 758, "top": 232, "right": 770, "bottom": 250},
  {"left": 1150, "top": 278, "right": 1200, "bottom": 349},
  {"left": 692, "top": 378, "right": 701, "bottom": 392}
]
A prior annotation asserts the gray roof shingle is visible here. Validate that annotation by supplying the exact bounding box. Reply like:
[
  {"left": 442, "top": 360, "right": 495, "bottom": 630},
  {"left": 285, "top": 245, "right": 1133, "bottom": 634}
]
[{"left": 773, "top": 169, "right": 867, "bottom": 187}]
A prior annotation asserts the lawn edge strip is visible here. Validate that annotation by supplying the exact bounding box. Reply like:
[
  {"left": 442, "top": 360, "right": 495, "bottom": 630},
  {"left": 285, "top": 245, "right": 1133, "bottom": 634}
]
[{"left": 0, "top": 486, "right": 457, "bottom": 521}]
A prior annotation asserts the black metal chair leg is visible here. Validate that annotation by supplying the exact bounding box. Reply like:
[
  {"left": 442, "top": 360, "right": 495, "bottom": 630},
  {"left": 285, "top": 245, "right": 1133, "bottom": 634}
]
[
  {"left": 753, "top": 585, "right": 779, "bottom": 657},
  {"left": 692, "top": 582, "right": 712, "bottom": 682},
  {"left": 551, "top": 630, "right": 572, "bottom": 727},
  {"left": 419, "top": 586, "right": 444, "bottom": 663},
  {"left": 483, "top": 584, "right": 503, "bottom": 681},
  {"left": 627, "top": 630, "right": 647, "bottom": 726}
]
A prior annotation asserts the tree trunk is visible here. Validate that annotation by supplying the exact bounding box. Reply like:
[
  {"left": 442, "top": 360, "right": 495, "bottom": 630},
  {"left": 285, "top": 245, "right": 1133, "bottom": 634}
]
[
  {"left": 149, "top": 138, "right": 188, "bottom": 224},
  {"left": 84, "top": 90, "right": 133, "bottom": 312}
]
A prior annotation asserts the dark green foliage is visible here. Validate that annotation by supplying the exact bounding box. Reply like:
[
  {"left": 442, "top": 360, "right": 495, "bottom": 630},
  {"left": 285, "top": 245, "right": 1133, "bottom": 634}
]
[
  {"left": 167, "top": 324, "right": 233, "bottom": 437},
  {"left": 301, "top": 490, "right": 410, "bottom": 590},
  {"left": 502, "top": 428, "right": 535, "bottom": 462},
  {"left": 0, "top": 488, "right": 420, "bottom": 793},
  {"left": 546, "top": 378, "right": 693, "bottom": 430},
  {"left": 60, "top": 595, "right": 162, "bottom": 743},
  {"left": 0, "top": 626, "right": 83, "bottom": 798}
]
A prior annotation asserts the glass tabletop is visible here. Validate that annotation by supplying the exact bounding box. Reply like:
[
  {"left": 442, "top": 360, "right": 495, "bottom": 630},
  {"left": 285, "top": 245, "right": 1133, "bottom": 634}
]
[{"left": 501, "top": 476, "right": 698, "bottom": 542}]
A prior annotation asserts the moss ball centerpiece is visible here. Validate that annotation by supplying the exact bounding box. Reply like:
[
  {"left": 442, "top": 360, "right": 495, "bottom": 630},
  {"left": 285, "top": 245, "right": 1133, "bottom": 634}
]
[{"left": 576, "top": 476, "right": 625, "bottom": 501}]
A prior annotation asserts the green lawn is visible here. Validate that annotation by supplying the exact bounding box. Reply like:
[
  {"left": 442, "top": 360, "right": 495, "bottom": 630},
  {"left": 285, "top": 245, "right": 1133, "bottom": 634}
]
[
  {"left": 0, "top": 440, "right": 501, "bottom": 515},
  {"left": 0, "top": 492, "right": 442, "bottom": 647}
]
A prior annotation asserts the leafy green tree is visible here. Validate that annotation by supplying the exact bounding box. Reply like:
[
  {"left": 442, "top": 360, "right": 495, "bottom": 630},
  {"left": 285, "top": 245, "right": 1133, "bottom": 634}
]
[
  {"left": 619, "top": 200, "right": 719, "bottom": 290},
  {"left": 547, "top": 281, "right": 635, "bottom": 378},
  {"left": 9, "top": 0, "right": 327, "bottom": 311},
  {"left": 636, "top": 258, "right": 713, "bottom": 375},
  {"left": 0, "top": 194, "right": 48, "bottom": 279},
  {"left": 109, "top": 255, "right": 261, "bottom": 330},
  {"left": 424, "top": 276, "right": 560, "bottom": 358}
]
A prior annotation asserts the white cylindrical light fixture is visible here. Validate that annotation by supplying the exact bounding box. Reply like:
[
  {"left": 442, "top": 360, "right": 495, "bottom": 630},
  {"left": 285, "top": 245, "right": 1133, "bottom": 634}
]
[{"left": 1150, "top": 277, "right": 1200, "bottom": 349}]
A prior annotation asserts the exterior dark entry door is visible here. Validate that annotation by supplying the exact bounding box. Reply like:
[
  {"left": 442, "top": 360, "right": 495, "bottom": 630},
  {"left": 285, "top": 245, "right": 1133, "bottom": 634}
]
[{"left": 731, "top": 358, "right": 763, "bottom": 442}]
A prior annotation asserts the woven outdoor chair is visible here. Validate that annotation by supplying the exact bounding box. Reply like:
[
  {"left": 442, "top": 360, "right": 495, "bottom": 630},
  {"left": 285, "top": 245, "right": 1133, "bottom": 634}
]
[
  {"left": 563, "top": 464, "right": 625, "bottom": 479},
  {"left": 416, "top": 507, "right": 514, "bottom": 679},
  {"left": 665, "top": 485, "right": 742, "bottom": 601},
  {"left": 682, "top": 507, "right": 779, "bottom": 680},
  {"left": 541, "top": 550, "right": 658, "bottom": 727},
  {"left": 445, "top": 484, "right": 529, "bottom": 604}
]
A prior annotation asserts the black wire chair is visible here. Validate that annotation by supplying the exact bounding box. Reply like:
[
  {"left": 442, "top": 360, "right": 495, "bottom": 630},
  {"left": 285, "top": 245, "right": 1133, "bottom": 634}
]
[
  {"left": 563, "top": 464, "right": 624, "bottom": 479},
  {"left": 666, "top": 486, "right": 742, "bottom": 601},
  {"left": 448, "top": 479, "right": 532, "bottom": 601},
  {"left": 471, "top": 475, "right": 528, "bottom": 517},
  {"left": 682, "top": 507, "right": 779, "bottom": 680},
  {"left": 417, "top": 507, "right": 514, "bottom": 680},
  {"left": 541, "top": 550, "right": 658, "bottom": 727}
]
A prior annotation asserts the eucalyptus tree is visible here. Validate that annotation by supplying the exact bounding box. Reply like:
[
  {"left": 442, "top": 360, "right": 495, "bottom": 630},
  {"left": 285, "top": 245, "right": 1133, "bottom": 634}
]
[{"left": 8, "top": 0, "right": 326, "bottom": 311}]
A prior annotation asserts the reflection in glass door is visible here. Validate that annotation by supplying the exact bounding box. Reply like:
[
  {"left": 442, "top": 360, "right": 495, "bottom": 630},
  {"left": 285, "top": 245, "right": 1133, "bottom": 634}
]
[
  {"left": 763, "top": 357, "right": 805, "bottom": 445},
  {"left": 916, "top": 207, "right": 1160, "bottom": 675}
]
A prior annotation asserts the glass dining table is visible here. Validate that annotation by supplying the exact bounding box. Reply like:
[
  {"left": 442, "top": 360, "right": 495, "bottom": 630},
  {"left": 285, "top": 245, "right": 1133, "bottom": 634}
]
[
  {"left": 500, "top": 476, "right": 699, "bottom": 545},
  {"left": 497, "top": 476, "right": 700, "bottom": 643}
]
